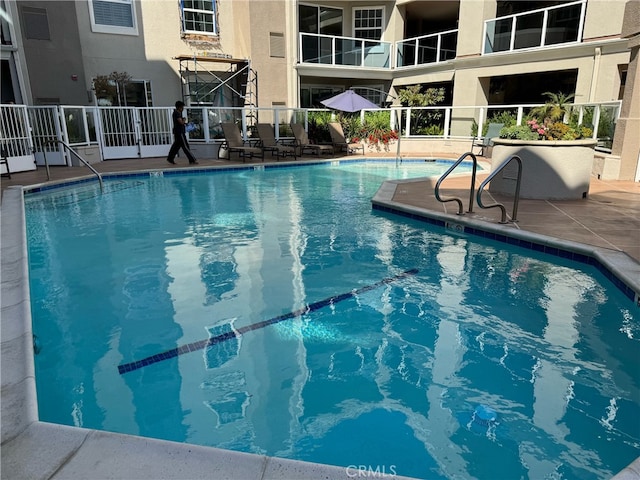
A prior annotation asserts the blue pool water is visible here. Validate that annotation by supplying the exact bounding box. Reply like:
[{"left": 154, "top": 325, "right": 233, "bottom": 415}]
[{"left": 26, "top": 160, "right": 639, "bottom": 479}]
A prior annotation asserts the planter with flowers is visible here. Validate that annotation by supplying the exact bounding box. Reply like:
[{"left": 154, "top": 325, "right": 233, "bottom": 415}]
[
  {"left": 489, "top": 93, "right": 597, "bottom": 200},
  {"left": 355, "top": 128, "right": 399, "bottom": 152}
]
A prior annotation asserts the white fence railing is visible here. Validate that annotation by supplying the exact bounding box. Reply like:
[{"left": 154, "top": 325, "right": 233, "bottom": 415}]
[{"left": 0, "top": 101, "right": 622, "bottom": 174}]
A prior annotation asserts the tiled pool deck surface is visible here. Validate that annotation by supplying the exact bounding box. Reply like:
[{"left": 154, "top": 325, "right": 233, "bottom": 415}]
[{"left": 2, "top": 154, "right": 639, "bottom": 479}]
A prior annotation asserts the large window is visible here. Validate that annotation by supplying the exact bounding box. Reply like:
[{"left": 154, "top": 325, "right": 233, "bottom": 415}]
[
  {"left": 89, "top": 0, "right": 137, "bottom": 35},
  {"left": 352, "top": 86, "right": 385, "bottom": 106},
  {"left": 299, "top": 4, "right": 342, "bottom": 64},
  {"left": 300, "top": 86, "right": 342, "bottom": 108},
  {"left": 298, "top": 4, "right": 342, "bottom": 35},
  {"left": 353, "top": 7, "right": 384, "bottom": 40},
  {"left": 181, "top": 0, "right": 217, "bottom": 35}
]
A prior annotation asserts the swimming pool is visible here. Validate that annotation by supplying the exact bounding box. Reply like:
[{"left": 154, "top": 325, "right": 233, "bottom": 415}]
[{"left": 26, "top": 160, "right": 639, "bottom": 479}]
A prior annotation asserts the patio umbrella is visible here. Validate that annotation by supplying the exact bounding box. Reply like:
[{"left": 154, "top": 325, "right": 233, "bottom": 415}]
[{"left": 320, "top": 89, "right": 379, "bottom": 112}]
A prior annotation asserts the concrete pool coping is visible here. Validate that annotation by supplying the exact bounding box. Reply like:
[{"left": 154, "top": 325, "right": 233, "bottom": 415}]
[{"left": 2, "top": 159, "right": 639, "bottom": 479}]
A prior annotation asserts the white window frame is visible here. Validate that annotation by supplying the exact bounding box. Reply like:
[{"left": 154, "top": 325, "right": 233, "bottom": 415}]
[
  {"left": 351, "top": 85, "right": 385, "bottom": 106},
  {"left": 181, "top": 1, "right": 218, "bottom": 36},
  {"left": 352, "top": 6, "right": 384, "bottom": 40},
  {"left": 88, "top": 0, "right": 138, "bottom": 36}
]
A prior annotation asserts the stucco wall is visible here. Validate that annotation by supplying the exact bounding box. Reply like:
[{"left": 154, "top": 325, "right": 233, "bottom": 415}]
[
  {"left": 20, "top": 1, "right": 88, "bottom": 105},
  {"left": 583, "top": 0, "right": 627, "bottom": 40},
  {"left": 456, "top": 0, "right": 497, "bottom": 58}
]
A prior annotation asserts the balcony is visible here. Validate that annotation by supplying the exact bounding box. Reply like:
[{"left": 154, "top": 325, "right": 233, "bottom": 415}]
[
  {"left": 483, "top": 0, "right": 586, "bottom": 54},
  {"left": 396, "top": 29, "right": 458, "bottom": 68},
  {"left": 298, "top": 0, "right": 588, "bottom": 71},
  {"left": 299, "top": 32, "right": 392, "bottom": 69}
]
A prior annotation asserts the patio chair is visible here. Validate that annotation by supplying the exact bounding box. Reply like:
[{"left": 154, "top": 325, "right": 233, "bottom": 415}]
[
  {"left": 472, "top": 123, "right": 504, "bottom": 157},
  {"left": 328, "top": 122, "right": 364, "bottom": 155},
  {"left": 255, "top": 123, "right": 297, "bottom": 160},
  {"left": 290, "top": 123, "right": 334, "bottom": 156},
  {"left": 220, "top": 122, "right": 264, "bottom": 161}
]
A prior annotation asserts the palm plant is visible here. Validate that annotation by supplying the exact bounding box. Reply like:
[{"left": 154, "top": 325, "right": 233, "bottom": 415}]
[{"left": 530, "top": 92, "right": 575, "bottom": 123}]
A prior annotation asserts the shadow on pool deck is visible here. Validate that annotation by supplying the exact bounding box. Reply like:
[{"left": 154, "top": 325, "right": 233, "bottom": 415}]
[{"left": 2, "top": 153, "right": 640, "bottom": 479}]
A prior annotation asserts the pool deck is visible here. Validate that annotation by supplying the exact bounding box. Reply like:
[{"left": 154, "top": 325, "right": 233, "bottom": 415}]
[{"left": 2, "top": 153, "right": 639, "bottom": 480}]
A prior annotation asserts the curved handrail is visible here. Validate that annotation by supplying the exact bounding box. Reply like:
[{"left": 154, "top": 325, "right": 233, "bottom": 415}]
[
  {"left": 476, "top": 154, "right": 522, "bottom": 224},
  {"left": 45, "top": 139, "right": 104, "bottom": 193},
  {"left": 434, "top": 151, "right": 478, "bottom": 215}
]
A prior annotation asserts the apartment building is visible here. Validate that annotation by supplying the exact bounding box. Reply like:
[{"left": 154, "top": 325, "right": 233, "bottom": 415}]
[{"left": 1, "top": 0, "right": 638, "bottom": 179}]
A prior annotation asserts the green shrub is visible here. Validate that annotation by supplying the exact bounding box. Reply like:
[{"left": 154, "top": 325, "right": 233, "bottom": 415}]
[
  {"left": 471, "top": 111, "right": 517, "bottom": 137},
  {"left": 499, "top": 125, "right": 540, "bottom": 140},
  {"left": 418, "top": 125, "right": 444, "bottom": 135}
]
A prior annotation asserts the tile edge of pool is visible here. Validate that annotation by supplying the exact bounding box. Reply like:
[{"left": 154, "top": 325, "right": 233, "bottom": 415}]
[{"left": 372, "top": 182, "right": 640, "bottom": 307}]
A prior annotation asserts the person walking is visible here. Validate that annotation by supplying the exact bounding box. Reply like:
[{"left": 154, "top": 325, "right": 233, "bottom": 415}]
[{"left": 166, "top": 101, "right": 198, "bottom": 165}]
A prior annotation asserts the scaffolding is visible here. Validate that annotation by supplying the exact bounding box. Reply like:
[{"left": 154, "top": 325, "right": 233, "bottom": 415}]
[{"left": 175, "top": 55, "right": 257, "bottom": 110}]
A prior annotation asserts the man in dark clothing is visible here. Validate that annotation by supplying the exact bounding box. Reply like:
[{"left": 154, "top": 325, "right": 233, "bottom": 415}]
[{"left": 166, "top": 101, "right": 198, "bottom": 165}]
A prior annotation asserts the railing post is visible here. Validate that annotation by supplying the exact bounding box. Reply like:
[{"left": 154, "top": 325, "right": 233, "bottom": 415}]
[
  {"left": 444, "top": 108, "right": 451, "bottom": 139},
  {"left": 541, "top": 9, "right": 549, "bottom": 47},
  {"left": 436, "top": 33, "right": 442, "bottom": 63},
  {"left": 477, "top": 107, "right": 486, "bottom": 138},
  {"left": 414, "top": 38, "right": 419, "bottom": 66},
  {"left": 405, "top": 107, "right": 411, "bottom": 137},
  {"left": 274, "top": 109, "right": 280, "bottom": 141},
  {"left": 592, "top": 105, "right": 601, "bottom": 140},
  {"left": 332, "top": 37, "right": 336, "bottom": 65},
  {"left": 577, "top": 0, "right": 587, "bottom": 42},
  {"left": 509, "top": 16, "right": 517, "bottom": 51},
  {"left": 361, "top": 39, "right": 365, "bottom": 67},
  {"left": 203, "top": 107, "right": 210, "bottom": 142}
]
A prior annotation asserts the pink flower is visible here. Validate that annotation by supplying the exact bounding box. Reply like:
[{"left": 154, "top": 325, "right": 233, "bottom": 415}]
[{"left": 537, "top": 128, "right": 545, "bottom": 134}]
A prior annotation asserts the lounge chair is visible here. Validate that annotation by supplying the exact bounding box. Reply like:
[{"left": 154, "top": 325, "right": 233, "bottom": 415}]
[
  {"left": 220, "top": 122, "right": 264, "bottom": 161},
  {"left": 328, "top": 122, "right": 364, "bottom": 155},
  {"left": 290, "top": 123, "right": 334, "bottom": 156},
  {"left": 255, "top": 124, "right": 297, "bottom": 160},
  {"left": 472, "top": 123, "right": 504, "bottom": 157}
]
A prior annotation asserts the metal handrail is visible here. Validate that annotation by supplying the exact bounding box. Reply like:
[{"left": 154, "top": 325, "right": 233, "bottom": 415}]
[
  {"left": 45, "top": 139, "right": 104, "bottom": 193},
  {"left": 434, "top": 152, "right": 478, "bottom": 215},
  {"left": 476, "top": 155, "right": 522, "bottom": 224}
]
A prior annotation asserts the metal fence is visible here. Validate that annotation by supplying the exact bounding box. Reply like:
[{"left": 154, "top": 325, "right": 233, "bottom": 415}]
[{"left": 0, "top": 101, "right": 622, "bottom": 174}]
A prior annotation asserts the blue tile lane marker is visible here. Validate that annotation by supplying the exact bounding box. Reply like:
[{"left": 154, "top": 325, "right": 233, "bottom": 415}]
[{"left": 118, "top": 268, "right": 419, "bottom": 375}]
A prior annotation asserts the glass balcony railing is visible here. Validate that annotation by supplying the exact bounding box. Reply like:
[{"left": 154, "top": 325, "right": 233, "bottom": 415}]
[
  {"left": 298, "top": 0, "right": 587, "bottom": 69},
  {"left": 396, "top": 29, "right": 457, "bottom": 68},
  {"left": 483, "top": 0, "right": 586, "bottom": 54},
  {"left": 299, "top": 32, "right": 392, "bottom": 68}
]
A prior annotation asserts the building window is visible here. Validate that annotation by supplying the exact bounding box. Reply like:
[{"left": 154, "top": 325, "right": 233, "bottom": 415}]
[
  {"left": 298, "top": 4, "right": 342, "bottom": 35},
  {"left": 182, "top": 0, "right": 217, "bottom": 35},
  {"left": 21, "top": 6, "right": 50, "bottom": 40},
  {"left": 618, "top": 66, "right": 627, "bottom": 100},
  {"left": 353, "top": 7, "right": 383, "bottom": 40},
  {"left": 300, "top": 86, "right": 343, "bottom": 108},
  {"left": 94, "top": 77, "right": 151, "bottom": 106},
  {"left": 351, "top": 86, "right": 385, "bottom": 106},
  {"left": 88, "top": 0, "right": 137, "bottom": 35}
]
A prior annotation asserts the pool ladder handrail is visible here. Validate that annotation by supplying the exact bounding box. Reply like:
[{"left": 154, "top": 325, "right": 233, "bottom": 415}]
[
  {"left": 476, "top": 154, "right": 522, "bottom": 224},
  {"left": 44, "top": 139, "right": 104, "bottom": 193},
  {"left": 434, "top": 151, "right": 478, "bottom": 215}
]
